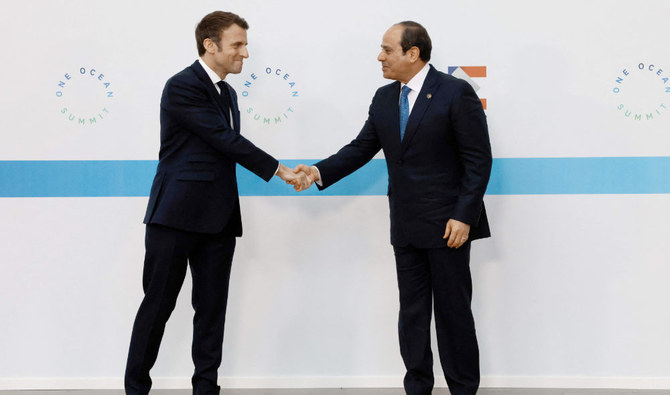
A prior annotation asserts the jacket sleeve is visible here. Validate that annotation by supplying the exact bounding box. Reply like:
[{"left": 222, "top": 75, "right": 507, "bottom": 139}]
[
  {"left": 450, "top": 80, "right": 492, "bottom": 225},
  {"left": 162, "top": 75, "right": 279, "bottom": 181},
  {"left": 315, "top": 95, "right": 383, "bottom": 189}
]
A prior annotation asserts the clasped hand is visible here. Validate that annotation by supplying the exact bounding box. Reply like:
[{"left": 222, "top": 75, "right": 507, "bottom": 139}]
[{"left": 275, "top": 163, "right": 319, "bottom": 192}]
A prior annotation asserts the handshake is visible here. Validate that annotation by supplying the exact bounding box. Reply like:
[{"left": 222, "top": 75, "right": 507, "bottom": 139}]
[{"left": 276, "top": 163, "right": 320, "bottom": 192}]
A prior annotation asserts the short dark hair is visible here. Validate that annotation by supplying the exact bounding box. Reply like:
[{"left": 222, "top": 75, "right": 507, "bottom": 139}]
[
  {"left": 195, "top": 11, "right": 249, "bottom": 56},
  {"left": 396, "top": 21, "right": 432, "bottom": 62}
]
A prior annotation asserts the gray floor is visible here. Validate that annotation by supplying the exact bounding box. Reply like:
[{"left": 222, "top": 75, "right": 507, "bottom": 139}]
[{"left": 1, "top": 389, "right": 668, "bottom": 395}]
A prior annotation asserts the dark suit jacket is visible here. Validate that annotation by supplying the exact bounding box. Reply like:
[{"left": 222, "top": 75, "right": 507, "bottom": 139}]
[
  {"left": 143, "top": 60, "right": 279, "bottom": 235},
  {"left": 316, "top": 65, "right": 492, "bottom": 248}
]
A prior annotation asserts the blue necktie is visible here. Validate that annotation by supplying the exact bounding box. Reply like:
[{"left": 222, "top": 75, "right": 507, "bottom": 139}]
[{"left": 399, "top": 85, "right": 411, "bottom": 141}]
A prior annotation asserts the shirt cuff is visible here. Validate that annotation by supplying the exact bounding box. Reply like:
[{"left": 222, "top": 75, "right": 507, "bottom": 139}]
[{"left": 313, "top": 166, "right": 323, "bottom": 187}]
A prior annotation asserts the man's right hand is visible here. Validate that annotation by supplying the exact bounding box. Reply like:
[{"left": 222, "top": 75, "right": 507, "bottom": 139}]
[
  {"left": 276, "top": 163, "right": 309, "bottom": 191},
  {"left": 292, "top": 164, "right": 320, "bottom": 191}
]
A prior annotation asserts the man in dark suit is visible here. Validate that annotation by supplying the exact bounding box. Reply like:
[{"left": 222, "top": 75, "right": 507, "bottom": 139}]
[
  {"left": 124, "top": 11, "right": 304, "bottom": 395},
  {"left": 295, "top": 21, "right": 492, "bottom": 395}
]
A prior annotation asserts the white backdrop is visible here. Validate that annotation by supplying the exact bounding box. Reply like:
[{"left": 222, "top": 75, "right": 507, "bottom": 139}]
[{"left": 1, "top": 0, "right": 669, "bottom": 390}]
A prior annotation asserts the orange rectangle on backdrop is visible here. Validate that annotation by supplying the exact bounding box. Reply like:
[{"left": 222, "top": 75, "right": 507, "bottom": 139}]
[{"left": 461, "top": 66, "right": 487, "bottom": 78}]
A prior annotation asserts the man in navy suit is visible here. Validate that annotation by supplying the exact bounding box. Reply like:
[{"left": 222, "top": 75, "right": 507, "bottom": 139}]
[
  {"left": 296, "top": 22, "right": 492, "bottom": 395},
  {"left": 124, "top": 11, "right": 304, "bottom": 395}
]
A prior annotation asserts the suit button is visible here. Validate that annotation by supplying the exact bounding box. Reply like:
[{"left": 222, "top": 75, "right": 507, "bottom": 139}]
[{"left": 397, "top": 159, "right": 403, "bottom": 165}]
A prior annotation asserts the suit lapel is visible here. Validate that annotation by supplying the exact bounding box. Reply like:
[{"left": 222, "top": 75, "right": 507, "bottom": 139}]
[
  {"left": 190, "top": 61, "right": 234, "bottom": 129},
  {"left": 382, "top": 81, "right": 403, "bottom": 157},
  {"left": 400, "top": 65, "right": 440, "bottom": 155}
]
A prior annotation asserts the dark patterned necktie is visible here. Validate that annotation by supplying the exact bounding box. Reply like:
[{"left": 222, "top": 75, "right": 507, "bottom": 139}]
[{"left": 216, "top": 80, "right": 231, "bottom": 125}]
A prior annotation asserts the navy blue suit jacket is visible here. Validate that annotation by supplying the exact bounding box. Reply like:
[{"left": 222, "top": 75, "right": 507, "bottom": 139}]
[
  {"left": 143, "top": 61, "right": 279, "bottom": 234},
  {"left": 316, "top": 65, "right": 492, "bottom": 248}
]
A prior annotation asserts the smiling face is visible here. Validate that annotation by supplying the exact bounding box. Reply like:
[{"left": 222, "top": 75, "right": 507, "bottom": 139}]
[
  {"left": 377, "top": 25, "right": 414, "bottom": 83},
  {"left": 377, "top": 24, "right": 424, "bottom": 84},
  {"left": 203, "top": 23, "right": 249, "bottom": 80}
]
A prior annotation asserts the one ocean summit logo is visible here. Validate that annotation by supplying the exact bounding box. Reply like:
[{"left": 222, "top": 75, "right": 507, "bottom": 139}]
[
  {"left": 56, "top": 66, "right": 114, "bottom": 126},
  {"left": 239, "top": 66, "right": 298, "bottom": 127},
  {"left": 613, "top": 62, "right": 668, "bottom": 121}
]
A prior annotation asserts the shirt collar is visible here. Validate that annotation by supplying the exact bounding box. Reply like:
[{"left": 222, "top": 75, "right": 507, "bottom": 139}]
[
  {"left": 402, "top": 63, "right": 430, "bottom": 93},
  {"left": 198, "top": 57, "right": 223, "bottom": 85}
]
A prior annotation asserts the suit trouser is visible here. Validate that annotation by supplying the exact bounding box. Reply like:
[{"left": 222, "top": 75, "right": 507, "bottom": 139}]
[
  {"left": 393, "top": 243, "right": 479, "bottom": 395},
  {"left": 125, "top": 224, "right": 236, "bottom": 395}
]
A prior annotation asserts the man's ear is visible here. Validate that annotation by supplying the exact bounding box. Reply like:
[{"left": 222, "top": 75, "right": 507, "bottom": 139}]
[
  {"left": 408, "top": 46, "right": 420, "bottom": 63},
  {"left": 203, "top": 38, "right": 216, "bottom": 54}
]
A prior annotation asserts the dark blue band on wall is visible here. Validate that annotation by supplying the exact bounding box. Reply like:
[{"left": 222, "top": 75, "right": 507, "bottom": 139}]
[{"left": 1, "top": 157, "right": 669, "bottom": 197}]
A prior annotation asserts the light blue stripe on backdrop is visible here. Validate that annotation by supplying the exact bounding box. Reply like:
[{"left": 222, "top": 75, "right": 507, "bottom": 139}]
[{"left": 0, "top": 157, "right": 669, "bottom": 197}]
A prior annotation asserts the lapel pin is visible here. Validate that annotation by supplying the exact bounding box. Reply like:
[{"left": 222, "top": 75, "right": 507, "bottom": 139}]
[{"left": 426, "top": 93, "right": 432, "bottom": 99}]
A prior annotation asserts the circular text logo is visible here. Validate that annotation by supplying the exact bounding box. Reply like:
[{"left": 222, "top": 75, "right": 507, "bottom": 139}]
[
  {"left": 56, "top": 66, "right": 114, "bottom": 126},
  {"left": 239, "top": 66, "right": 298, "bottom": 127},
  {"left": 612, "top": 62, "right": 668, "bottom": 121}
]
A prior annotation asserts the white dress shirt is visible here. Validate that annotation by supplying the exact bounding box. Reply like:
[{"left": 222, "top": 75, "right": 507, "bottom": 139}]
[
  {"left": 400, "top": 63, "right": 430, "bottom": 114},
  {"left": 198, "top": 58, "right": 224, "bottom": 93}
]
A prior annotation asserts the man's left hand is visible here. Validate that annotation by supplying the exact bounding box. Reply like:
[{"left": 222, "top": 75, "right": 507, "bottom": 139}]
[{"left": 443, "top": 219, "right": 471, "bottom": 248}]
